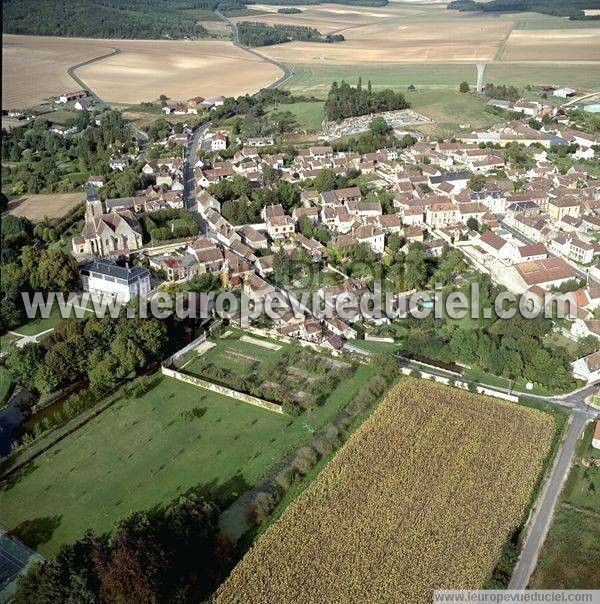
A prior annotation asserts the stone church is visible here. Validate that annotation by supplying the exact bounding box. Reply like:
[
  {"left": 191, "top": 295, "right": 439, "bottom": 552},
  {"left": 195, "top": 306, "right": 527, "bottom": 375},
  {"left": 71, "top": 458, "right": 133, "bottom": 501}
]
[{"left": 72, "top": 185, "right": 143, "bottom": 256}]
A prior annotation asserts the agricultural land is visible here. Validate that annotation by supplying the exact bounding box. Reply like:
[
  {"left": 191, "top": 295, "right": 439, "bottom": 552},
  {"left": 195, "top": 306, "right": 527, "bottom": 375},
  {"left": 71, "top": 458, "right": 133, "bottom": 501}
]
[{"left": 215, "top": 379, "right": 556, "bottom": 603}]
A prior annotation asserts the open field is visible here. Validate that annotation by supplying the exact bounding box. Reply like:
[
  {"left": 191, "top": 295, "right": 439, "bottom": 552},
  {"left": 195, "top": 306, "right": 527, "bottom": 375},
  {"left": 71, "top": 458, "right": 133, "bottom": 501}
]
[
  {"left": 283, "top": 62, "right": 600, "bottom": 96},
  {"left": 530, "top": 421, "right": 600, "bottom": 589},
  {"left": 76, "top": 38, "right": 281, "bottom": 103},
  {"left": 5, "top": 193, "right": 83, "bottom": 222},
  {"left": 215, "top": 379, "right": 555, "bottom": 603},
  {"left": 2, "top": 35, "right": 281, "bottom": 108},
  {"left": 501, "top": 29, "right": 600, "bottom": 62},
  {"left": 2, "top": 35, "right": 117, "bottom": 109},
  {"left": 0, "top": 353, "right": 373, "bottom": 556},
  {"left": 268, "top": 100, "right": 325, "bottom": 130}
]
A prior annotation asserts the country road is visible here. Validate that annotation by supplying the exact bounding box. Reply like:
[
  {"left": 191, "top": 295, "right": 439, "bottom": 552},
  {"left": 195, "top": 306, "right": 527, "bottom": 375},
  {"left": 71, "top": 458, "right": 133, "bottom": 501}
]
[
  {"left": 508, "top": 409, "right": 588, "bottom": 589},
  {"left": 215, "top": 9, "right": 294, "bottom": 90}
]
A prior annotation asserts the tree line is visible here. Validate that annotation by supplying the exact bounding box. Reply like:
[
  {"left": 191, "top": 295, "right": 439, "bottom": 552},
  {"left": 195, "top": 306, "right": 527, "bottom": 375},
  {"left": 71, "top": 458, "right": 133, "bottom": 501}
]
[
  {"left": 237, "top": 22, "right": 344, "bottom": 46},
  {"left": 324, "top": 79, "right": 410, "bottom": 121},
  {"left": 448, "top": 0, "right": 600, "bottom": 20},
  {"left": 3, "top": 0, "right": 212, "bottom": 39}
]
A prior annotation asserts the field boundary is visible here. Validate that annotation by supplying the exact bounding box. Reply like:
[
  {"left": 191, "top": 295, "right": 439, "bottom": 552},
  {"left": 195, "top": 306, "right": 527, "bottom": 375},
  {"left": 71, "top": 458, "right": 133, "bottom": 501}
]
[{"left": 161, "top": 365, "right": 285, "bottom": 414}]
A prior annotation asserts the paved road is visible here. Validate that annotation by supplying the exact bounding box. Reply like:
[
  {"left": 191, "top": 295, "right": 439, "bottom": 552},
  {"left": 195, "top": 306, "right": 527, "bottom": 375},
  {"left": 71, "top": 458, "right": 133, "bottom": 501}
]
[
  {"left": 509, "top": 409, "right": 589, "bottom": 589},
  {"left": 215, "top": 10, "right": 293, "bottom": 89}
]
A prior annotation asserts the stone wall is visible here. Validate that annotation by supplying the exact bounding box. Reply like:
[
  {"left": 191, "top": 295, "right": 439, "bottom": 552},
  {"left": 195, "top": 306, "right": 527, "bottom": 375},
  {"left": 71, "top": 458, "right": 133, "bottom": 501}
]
[{"left": 161, "top": 366, "right": 285, "bottom": 414}]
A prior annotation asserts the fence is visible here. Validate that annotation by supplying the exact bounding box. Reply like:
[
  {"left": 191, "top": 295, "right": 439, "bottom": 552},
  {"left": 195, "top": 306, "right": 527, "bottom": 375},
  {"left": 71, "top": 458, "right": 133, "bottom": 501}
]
[{"left": 161, "top": 366, "right": 284, "bottom": 414}]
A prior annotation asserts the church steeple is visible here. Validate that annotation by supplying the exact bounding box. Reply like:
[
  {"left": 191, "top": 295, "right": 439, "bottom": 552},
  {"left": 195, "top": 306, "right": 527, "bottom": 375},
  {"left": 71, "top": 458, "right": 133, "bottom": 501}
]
[{"left": 85, "top": 183, "right": 104, "bottom": 222}]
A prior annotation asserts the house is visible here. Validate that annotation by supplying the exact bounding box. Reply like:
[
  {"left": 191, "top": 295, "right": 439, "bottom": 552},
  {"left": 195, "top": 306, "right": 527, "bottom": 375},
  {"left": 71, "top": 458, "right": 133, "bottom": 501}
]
[
  {"left": 196, "top": 190, "right": 220, "bottom": 217},
  {"left": 428, "top": 171, "right": 470, "bottom": 194},
  {"left": 477, "top": 231, "right": 517, "bottom": 264},
  {"left": 549, "top": 234, "right": 596, "bottom": 265},
  {"left": 570, "top": 351, "right": 600, "bottom": 383},
  {"left": 267, "top": 214, "right": 294, "bottom": 238},
  {"left": 425, "top": 203, "right": 459, "bottom": 229},
  {"left": 514, "top": 243, "right": 548, "bottom": 263},
  {"left": 292, "top": 207, "right": 320, "bottom": 224},
  {"left": 80, "top": 259, "right": 150, "bottom": 302},
  {"left": 209, "top": 133, "right": 228, "bottom": 151},
  {"left": 324, "top": 317, "right": 357, "bottom": 340},
  {"left": 548, "top": 197, "right": 581, "bottom": 221},
  {"left": 187, "top": 96, "right": 205, "bottom": 107},
  {"left": 571, "top": 319, "right": 600, "bottom": 340},
  {"left": 49, "top": 124, "right": 77, "bottom": 137},
  {"left": 238, "top": 225, "right": 268, "bottom": 249},
  {"left": 320, "top": 187, "right": 361, "bottom": 206},
  {"left": 354, "top": 225, "right": 385, "bottom": 255},
  {"left": 74, "top": 99, "right": 92, "bottom": 111}
]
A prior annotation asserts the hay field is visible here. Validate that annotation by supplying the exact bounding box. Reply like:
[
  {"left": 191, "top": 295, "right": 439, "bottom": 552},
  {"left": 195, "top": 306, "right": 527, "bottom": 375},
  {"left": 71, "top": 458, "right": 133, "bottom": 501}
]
[
  {"left": 6, "top": 193, "right": 83, "bottom": 221},
  {"left": 257, "top": 12, "right": 511, "bottom": 63},
  {"left": 76, "top": 39, "right": 281, "bottom": 103},
  {"left": 232, "top": 3, "right": 421, "bottom": 34},
  {"left": 2, "top": 35, "right": 116, "bottom": 109},
  {"left": 215, "top": 380, "right": 555, "bottom": 604},
  {"left": 501, "top": 29, "right": 600, "bottom": 62}
]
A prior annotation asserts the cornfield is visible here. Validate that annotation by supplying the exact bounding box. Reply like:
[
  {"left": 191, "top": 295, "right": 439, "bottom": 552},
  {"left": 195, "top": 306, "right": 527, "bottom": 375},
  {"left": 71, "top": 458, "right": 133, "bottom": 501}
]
[{"left": 215, "top": 379, "right": 555, "bottom": 604}]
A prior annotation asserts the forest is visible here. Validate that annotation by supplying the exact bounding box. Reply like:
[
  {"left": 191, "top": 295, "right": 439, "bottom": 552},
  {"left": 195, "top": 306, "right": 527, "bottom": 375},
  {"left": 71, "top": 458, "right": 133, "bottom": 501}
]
[
  {"left": 237, "top": 22, "right": 343, "bottom": 46},
  {"left": 448, "top": 0, "right": 600, "bottom": 20},
  {"left": 324, "top": 79, "right": 410, "bottom": 121},
  {"left": 2, "top": 0, "right": 210, "bottom": 38}
]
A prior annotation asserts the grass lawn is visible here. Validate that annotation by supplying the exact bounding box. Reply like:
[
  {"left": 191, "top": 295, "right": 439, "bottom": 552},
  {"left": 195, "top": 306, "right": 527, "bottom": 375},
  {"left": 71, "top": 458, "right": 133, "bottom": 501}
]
[
  {"left": 544, "top": 332, "right": 580, "bottom": 361},
  {"left": 0, "top": 353, "right": 373, "bottom": 556},
  {"left": 8, "top": 307, "right": 64, "bottom": 338},
  {"left": 404, "top": 89, "right": 506, "bottom": 138},
  {"left": 269, "top": 101, "right": 325, "bottom": 131},
  {"left": 530, "top": 422, "right": 600, "bottom": 588}
]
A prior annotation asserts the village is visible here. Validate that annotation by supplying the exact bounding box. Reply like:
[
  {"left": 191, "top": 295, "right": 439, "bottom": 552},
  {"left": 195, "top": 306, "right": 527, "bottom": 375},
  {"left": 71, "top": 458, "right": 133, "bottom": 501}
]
[{"left": 45, "top": 83, "right": 599, "bottom": 388}]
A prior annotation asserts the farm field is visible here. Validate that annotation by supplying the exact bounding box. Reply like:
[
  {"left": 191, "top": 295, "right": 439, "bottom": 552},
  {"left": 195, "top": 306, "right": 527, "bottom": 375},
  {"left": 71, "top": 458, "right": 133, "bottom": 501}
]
[
  {"left": 1, "top": 34, "right": 116, "bottom": 109},
  {"left": 215, "top": 379, "right": 555, "bottom": 603},
  {"left": 76, "top": 38, "right": 281, "bottom": 103},
  {"left": 283, "top": 62, "right": 600, "bottom": 98},
  {"left": 530, "top": 421, "right": 600, "bottom": 589},
  {"left": 501, "top": 29, "right": 600, "bottom": 62},
  {"left": 2, "top": 35, "right": 282, "bottom": 108},
  {"left": 5, "top": 193, "right": 82, "bottom": 222},
  {"left": 0, "top": 344, "right": 373, "bottom": 556}
]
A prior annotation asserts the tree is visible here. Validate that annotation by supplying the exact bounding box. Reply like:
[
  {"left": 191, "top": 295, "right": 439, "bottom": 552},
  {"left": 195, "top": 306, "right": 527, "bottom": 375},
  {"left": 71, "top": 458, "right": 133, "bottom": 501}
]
[
  {"left": 466, "top": 216, "right": 480, "bottom": 232},
  {"left": 370, "top": 116, "right": 391, "bottom": 135},
  {"left": 387, "top": 232, "right": 403, "bottom": 254},
  {"left": 459, "top": 81, "right": 470, "bottom": 93},
  {"left": 404, "top": 242, "right": 427, "bottom": 289},
  {"left": 371, "top": 352, "right": 400, "bottom": 384},
  {"left": 468, "top": 173, "right": 485, "bottom": 192},
  {"left": 314, "top": 169, "right": 338, "bottom": 193}
]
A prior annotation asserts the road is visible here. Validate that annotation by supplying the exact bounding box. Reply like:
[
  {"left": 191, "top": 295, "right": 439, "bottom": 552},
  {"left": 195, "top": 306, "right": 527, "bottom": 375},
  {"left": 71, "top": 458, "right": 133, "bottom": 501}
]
[
  {"left": 184, "top": 122, "right": 210, "bottom": 211},
  {"left": 215, "top": 9, "right": 294, "bottom": 89},
  {"left": 508, "top": 409, "right": 588, "bottom": 589}
]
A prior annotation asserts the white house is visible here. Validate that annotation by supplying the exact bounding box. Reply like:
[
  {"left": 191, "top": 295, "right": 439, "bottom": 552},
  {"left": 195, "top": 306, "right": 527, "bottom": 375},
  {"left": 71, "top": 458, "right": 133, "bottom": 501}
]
[
  {"left": 80, "top": 259, "right": 151, "bottom": 303},
  {"left": 477, "top": 231, "right": 517, "bottom": 264},
  {"left": 570, "top": 351, "right": 600, "bottom": 383}
]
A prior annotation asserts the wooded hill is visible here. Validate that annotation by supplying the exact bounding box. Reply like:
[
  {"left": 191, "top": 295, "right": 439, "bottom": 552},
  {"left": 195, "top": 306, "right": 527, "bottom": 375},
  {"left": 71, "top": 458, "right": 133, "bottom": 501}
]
[{"left": 237, "top": 22, "right": 344, "bottom": 46}]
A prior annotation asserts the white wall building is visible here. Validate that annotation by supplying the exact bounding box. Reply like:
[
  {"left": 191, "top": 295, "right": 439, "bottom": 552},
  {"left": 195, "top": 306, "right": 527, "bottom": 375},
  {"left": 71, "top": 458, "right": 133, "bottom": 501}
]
[{"left": 80, "top": 260, "right": 151, "bottom": 302}]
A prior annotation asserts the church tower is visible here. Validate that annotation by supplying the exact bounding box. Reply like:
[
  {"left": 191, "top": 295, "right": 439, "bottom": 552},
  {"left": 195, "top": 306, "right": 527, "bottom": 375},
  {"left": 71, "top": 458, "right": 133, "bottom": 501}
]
[{"left": 85, "top": 183, "right": 105, "bottom": 222}]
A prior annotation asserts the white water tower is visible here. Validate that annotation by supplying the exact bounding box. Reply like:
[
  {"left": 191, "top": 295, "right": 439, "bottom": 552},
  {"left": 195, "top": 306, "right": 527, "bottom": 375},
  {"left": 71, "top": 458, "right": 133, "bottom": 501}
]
[{"left": 476, "top": 63, "right": 487, "bottom": 93}]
